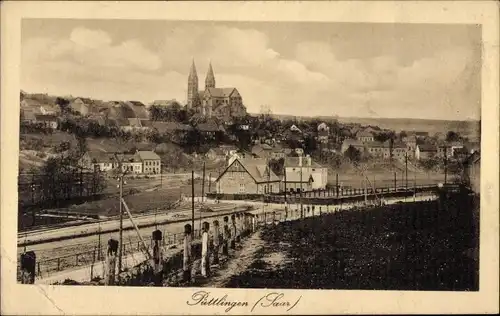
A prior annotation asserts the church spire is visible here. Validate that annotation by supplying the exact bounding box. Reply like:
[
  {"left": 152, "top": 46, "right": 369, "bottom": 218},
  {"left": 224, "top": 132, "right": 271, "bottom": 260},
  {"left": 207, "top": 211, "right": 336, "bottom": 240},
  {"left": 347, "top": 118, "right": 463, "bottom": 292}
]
[
  {"left": 187, "top": 59, "right": 199, "bottom": 109},
  {"left": 205, "top": 61, "right": 216, "bottom": 89},
  {"left": 189, "top": 58, "right": 198, "bottom": 79}
]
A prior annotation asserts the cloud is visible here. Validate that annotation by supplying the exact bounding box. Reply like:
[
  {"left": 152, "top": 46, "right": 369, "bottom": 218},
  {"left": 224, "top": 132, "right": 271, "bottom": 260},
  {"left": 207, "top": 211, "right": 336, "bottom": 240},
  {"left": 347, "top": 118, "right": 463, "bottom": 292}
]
[{"left": 21, "top": 24, "right": 480, "bottom": 120}]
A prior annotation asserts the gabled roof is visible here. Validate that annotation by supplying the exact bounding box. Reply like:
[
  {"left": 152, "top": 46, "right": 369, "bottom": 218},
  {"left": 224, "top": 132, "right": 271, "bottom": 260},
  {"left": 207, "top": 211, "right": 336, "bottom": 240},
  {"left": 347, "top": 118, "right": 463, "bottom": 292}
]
[
  {"left": 284, "top": 157, "right": 323, "bottom": 168},
  {"left": 86, "top": 151, "right": 117, "bottom": 163},
  {"left": 206, "top": 87, "right": 237, "bottom": 98},
  {"left": 21, "top": 109, "right": 37, "bottom": 121},
  {"left": 342, "top": 139, "right": 364, "bottom": 147},
  {"left": 418, "top": 144, "right": 437, "bottom": 152},
  {"left": 285, "top": 169, "right": 314, "bottom": 183},
  {"left": 136, "top": 150, "right": 161, "bottom": 161},
  {"left": 34, "top": 114, "right": 58, "bottom": 121},
  {"left": 115, "top": 153, "right": 142, "bottom": 163},
  {"left": 127, "top": 118, "right": 142, "bottom": 127},
  {"left": 151, "top": 121, "right": 193, "bottom": 133},
  {"left": 216, "top": 158, "right": 280, "bottom": 183},
  {"left": 197, "top": 121, "right": 220, "bottom": 132},
  {"left": 356, "top": 130, "right": 374, "bottom": 138}
]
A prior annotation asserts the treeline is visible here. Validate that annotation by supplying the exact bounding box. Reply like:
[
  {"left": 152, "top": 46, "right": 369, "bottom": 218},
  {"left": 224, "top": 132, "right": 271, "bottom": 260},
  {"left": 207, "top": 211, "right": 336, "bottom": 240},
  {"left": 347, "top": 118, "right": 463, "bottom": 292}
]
[{"left": 18, "top": 153, "right": 107, "bottom": 209}]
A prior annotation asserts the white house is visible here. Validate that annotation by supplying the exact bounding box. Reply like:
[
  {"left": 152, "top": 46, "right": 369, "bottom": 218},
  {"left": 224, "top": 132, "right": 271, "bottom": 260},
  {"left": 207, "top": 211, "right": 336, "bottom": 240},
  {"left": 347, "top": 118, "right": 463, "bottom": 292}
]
[{"left": 284, "top": 155, "right": 328, "bottom": 190}]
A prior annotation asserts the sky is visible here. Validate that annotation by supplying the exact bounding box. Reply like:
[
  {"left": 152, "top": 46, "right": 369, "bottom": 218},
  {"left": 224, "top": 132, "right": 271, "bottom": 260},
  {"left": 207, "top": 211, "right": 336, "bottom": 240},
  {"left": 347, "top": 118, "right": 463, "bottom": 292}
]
[{"left": 21, "top": 19, "right": 481, "bottom": 120}]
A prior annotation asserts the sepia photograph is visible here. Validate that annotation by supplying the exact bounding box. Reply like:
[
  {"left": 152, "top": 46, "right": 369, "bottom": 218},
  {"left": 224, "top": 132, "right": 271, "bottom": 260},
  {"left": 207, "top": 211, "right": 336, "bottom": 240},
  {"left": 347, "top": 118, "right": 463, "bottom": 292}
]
[
  {"left": 1, "top": 1, "right": 499, "bottom": 315},
  {"left": 17, "top": 18, "right": 482, "bottom": 290}
]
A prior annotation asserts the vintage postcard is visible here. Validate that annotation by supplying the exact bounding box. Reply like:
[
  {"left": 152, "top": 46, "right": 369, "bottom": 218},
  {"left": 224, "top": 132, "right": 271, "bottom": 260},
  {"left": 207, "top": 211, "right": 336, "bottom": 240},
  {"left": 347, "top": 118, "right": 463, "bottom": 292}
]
[{"left": 1, "top": 1, "right": 499, "bottom": 315}]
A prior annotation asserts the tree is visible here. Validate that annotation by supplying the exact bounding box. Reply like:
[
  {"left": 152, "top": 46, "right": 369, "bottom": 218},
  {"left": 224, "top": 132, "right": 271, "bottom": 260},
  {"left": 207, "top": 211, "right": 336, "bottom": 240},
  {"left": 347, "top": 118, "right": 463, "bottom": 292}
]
[
  {"left": 269, "top": 158, "right": 285, "bottom": 176},
  {"left": 344, "top": 145, "right": 361, "bottom": 164},
  {"left": 446, "top": 131, "right": 461, "bottom": 142},
  {"left": 56, "top": 97, "right": 71, "bottom": 114}
]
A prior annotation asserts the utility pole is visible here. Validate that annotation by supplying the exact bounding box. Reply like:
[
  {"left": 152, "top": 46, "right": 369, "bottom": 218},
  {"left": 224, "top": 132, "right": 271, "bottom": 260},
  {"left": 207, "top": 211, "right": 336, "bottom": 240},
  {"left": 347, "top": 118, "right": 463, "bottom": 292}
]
[
  {"left": 117, "top": 172, "right": 124, "bottom": 279},
  {"left": 300, "top": 156, "right": 303, "bottom": 219},
  {"left": 444, "top": 146, "right": 448, "bottom": 185},
  {"left": 394, "top": 171, "right": 397, "bottom": 191},
  {"left": 283, "top": 162, "right": 287, "bottom": 210},
  {"left": 405, "top": 151, "right": 408, "bottom": 190},
  {"left": 208, "top": 172, "right": 212, "bottom": 193},
  {"left": 201, "top": 161, "right": 206, "bottom": 203},
  {"left": 336, "top": 173, "right": 339, "bottom": 197},
  {"left": 191, "top": 170, "right": 195, "bottom": 234},
  {"left": 97, "top": 223, "right": 102, "bottom": 261}
]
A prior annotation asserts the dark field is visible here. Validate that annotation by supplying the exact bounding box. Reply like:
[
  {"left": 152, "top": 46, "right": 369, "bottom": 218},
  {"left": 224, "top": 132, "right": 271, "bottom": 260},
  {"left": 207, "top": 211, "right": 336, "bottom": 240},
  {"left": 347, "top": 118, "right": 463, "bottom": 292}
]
[{"left": 226, "top": 192, "right": 479, "bottom": 290}]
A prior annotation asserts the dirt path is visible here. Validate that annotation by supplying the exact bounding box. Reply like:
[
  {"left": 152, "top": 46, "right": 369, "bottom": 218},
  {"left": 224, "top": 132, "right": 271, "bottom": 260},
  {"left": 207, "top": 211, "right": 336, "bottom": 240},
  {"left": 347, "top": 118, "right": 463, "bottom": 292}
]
[{"left": 202, "top": 231, "right": 266, "bottom": 288}]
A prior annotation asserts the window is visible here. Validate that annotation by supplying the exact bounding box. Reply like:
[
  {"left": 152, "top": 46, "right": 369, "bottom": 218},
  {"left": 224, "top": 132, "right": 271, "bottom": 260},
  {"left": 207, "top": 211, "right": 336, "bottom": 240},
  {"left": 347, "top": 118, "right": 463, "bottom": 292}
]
[
  {"left": 239, "top": 184, "right": 245, "bottom": 193},
  {"left": 240, "top": 172, "right": 245, "bottom": 180}
]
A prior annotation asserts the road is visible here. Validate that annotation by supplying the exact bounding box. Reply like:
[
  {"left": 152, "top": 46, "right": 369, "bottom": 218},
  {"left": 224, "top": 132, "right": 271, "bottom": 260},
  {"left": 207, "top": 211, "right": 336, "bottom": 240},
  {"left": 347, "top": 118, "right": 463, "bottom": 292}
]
[{"left": 18, "top": 201, "right": 250, "bottom": 263}]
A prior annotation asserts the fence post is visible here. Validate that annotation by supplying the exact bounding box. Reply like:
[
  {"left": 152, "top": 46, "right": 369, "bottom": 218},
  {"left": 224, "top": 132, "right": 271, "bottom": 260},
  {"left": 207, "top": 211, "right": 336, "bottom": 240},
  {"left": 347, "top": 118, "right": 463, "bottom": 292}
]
[
  {"left": 75, "top": 254, "right": 79, "bottom": 266},
  {"left": 57, "top": 258, "right": 61, "bottom": 271}
]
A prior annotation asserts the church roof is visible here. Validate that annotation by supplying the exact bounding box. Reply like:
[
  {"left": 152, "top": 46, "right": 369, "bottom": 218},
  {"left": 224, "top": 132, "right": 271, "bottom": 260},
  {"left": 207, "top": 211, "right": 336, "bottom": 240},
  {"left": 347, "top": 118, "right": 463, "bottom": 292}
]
[{"left": 206, "top": 87, "right": 237, "bottom": 98}]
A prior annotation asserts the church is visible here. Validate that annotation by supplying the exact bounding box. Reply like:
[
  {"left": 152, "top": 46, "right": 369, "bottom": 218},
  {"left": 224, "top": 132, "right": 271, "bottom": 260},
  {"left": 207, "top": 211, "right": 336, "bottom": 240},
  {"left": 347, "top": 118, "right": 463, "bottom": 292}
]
[{"left": 187, "top": 60, "right": 247, "bottom": 121}]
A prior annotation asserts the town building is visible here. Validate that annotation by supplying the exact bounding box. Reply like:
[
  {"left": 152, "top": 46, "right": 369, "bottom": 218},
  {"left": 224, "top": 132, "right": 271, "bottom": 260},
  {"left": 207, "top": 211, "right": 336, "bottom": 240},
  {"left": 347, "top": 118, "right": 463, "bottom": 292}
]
[
  {"left": 341, "top": 139, "right": 365, "bottom": 153},
  {"left": 356, "top": 130, "right": 374, "bottom": 143},
  {"left": 69, "top": 97, "right": 93, "bottom": 116},
  {"left": 34, "top": 114, "right": 58, "bottom": 129},
  {"left": 187, "top": 60, "right": 246, "bottom": 121},
  {"left": 284, "top": 155, "right": 328, "bottom": 190},
  {"left": 392, "top": 142, "right": 408, "bottom": 160},
  {"left": 79, "top": 151, "right": 118, "bottom": 172},
  {"left": 366, "top": 141, "right": 389, "bottom": 158},
  {"left": 415, "top": 144, "right": 437, "bottom": 160},
  {"left": 215, "top": 157, "right": 281, "bottom": 194},
  {"left": 116, "top": 153, "right": 143, "bottom": 174},
  {"left": 137, "top": 151, "right": 161, "bottom": 174}
]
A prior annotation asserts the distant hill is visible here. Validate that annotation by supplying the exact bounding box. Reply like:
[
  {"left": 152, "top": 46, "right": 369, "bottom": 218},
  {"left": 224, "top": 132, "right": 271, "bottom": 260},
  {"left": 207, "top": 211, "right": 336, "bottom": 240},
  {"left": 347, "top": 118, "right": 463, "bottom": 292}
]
[{"left": 250, "top": 112, "right": 480, "bottom": 140}]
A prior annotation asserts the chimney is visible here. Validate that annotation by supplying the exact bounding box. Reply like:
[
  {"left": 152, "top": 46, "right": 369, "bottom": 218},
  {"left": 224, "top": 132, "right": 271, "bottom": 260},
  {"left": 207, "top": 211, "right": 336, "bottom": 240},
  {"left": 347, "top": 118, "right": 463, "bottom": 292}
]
[{"left": 298, "top": 155, "right": 302, "bottom": 167}]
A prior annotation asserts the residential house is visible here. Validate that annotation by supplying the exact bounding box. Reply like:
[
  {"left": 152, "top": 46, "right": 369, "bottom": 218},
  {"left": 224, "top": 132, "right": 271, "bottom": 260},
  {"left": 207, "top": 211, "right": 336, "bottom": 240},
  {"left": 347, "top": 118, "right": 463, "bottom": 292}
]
[
  {"left": 69, "top": 97, "right": 93, "bottom": 116},
  {"left": 251, "top": 143, "right": 273, "bottom": 158},
  {"left": 20, "top": 108, "right": 37, "bottom": 123},
  {"left": 284, "top": 155, "right": 328, "bottom": 190},
  {"left": 120, "top": 118, "right": 144, "bottom": 132},
  {"left": 20, "top": 99, "right": 59, "bottom": 115},
  {"left": 124, "top": 101, "right": 149, "bottom": 119},
  {"left": 79, "top": 151, "right": 118, "bottom": 172},
  {"left": 392, "top": 142, "right": 408, "bottom": 160},
  {"left": 454, "top": 147, "right": 470, "bottom": 161},
  {"left": 289, "top": 124, "right": 302, "bottom": 133},
  {"left": 215, "top": 157, "right": 281, "bottom": 195},
  {"left": 317, "top": 128, "right": 329, "bottom": 144},
  {"left": 34, "top": 114, "right": 58, "bottom": 129},
  {"left": 405, "top": 135, "right": 418, "bottom": 159},
  {"left": 116, "top": 153, "right": 143, "bottom": 174},
  {"left": 341, "top": 139, "right": 365, "bottom": 154},
  {"left": 436, "top": 142, "right": 460, "bottom": 158},
  {"left": 151, "top": 121, "right": 192, "bottom": 143},
  {"left": 415, "top": 144, "right": 437, "bottom": 160},
  {"left": 366, "top": 141, "right": 390, "bottom": 158},
  {"left": 270, "top": 148, "right": 287, "bottom": 160},
  {"left": 284, "top": 168, "right": 315, "bottom": 192},
  {"left": 464, "top": 151, "right": 480, "bottom": 195},
  {"left": 356, "top": 130, "right": 374, "bottom": 143},
  {"left": 294, "top": 148, "right": 304, "bottom": 156},
  {"left": 197, "top": 121, "right": 223, "bottom": 139},
  {"left": 88, "top": 114, "right": 106, "bottom": 126},
  {"left": 137, "top": 150, "right": 161, "bottom": 174},
  {"left": 150, "top": 99, "right": 182, "bottom": 108}
]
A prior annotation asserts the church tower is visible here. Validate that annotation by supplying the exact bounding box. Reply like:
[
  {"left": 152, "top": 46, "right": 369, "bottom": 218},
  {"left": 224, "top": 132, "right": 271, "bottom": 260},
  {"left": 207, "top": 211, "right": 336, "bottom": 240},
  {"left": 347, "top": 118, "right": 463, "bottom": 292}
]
[
  {"left": 205, "top": 62, "right": 216, "bottom": 89},
  {"left": 187, "top": 59, "right": 199, "bottom": 109}
]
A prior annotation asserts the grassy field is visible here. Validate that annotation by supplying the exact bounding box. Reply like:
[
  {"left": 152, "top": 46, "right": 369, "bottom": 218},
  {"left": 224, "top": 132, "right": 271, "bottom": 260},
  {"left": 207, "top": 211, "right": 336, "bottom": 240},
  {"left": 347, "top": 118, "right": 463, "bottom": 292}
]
[{"left": 226, "top": 192, "right": 479, "bottom": 290}]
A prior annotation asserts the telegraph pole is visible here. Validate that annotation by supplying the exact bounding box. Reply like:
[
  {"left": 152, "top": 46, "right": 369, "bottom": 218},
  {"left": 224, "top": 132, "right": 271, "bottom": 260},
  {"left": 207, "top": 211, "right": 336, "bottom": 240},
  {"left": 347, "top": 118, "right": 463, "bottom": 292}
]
[
  {"left": 300, "top": 157, "right": 304, "bottom": 219},
  {"left": 191, "top": 170, "right": 195, "bottom": 233},
  {"left": 201, "top": 161, "right": 206, "bottom": 203},
  {"left": 444, "top": 146, "right": 448, "bottom": 184},
  {"left": 117, "top": 174, "right": 124, "bottom": 277},
  {"left": 405, "top": 151, "right": 408, "bottom": 190}
]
